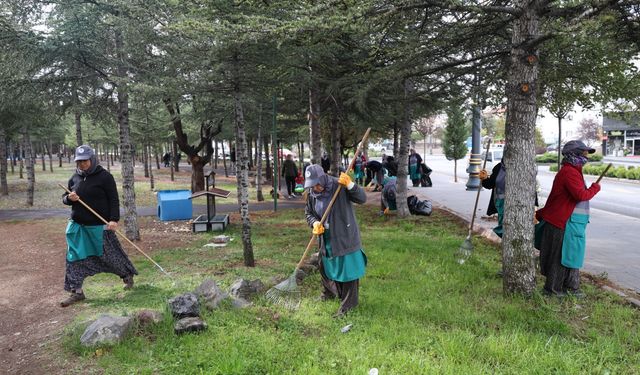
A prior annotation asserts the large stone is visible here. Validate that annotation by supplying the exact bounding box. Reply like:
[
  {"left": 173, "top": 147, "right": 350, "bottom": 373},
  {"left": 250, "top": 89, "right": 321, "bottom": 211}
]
[
  {"left": 135, "top": 309, "right": 164, "bottom": 327},
  {"left": 195, "top": 279, "right": 229, "bottom": 310},
  {"left": 168, "top": 293, "right": 200, "bottom": 319},
  {"left": 174, "top": 317, "right": 207, "bottom": 335},
  {"left": 229, "top": 278, "right": 264, "bottom": 300},
  {"left": 230, "top": 296, "right": 252, "bottom": 309},
  {"left": 80, "top": 314, "right": 134, "bottom": 347}
]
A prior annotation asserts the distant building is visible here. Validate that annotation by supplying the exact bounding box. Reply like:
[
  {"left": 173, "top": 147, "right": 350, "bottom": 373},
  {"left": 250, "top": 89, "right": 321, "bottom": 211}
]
[{"left": 602, "top": 114, "right": 640, "bottom": 156}]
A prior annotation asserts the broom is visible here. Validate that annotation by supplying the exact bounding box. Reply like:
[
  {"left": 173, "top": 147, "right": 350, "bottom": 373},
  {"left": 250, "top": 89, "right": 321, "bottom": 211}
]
[
  {"left": 456, "top": 138, "right": 492, "bottom": 264},
  {"left": 266, "top": 128, "right": 371, "bottom": 309},
  {"left": 58, "top": 183, "right": 172, "bottom": 278}
]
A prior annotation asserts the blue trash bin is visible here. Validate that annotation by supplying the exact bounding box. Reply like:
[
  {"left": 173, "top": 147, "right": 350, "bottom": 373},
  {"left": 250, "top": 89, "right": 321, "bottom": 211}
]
[{"left": 157, "top": 190, "right": 193, "bottom": 221}]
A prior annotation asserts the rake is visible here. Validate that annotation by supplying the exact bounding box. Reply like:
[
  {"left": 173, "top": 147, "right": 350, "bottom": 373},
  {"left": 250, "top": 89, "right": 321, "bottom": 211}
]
[
  {"left": 456, "top": 138, "right": 491, "bottom": 264},
  {"left": 266, "top": 127, "right": 371, "bottom": 309},
  {"left": 58, "top": 183, "right": 172, "bottom": 278}
]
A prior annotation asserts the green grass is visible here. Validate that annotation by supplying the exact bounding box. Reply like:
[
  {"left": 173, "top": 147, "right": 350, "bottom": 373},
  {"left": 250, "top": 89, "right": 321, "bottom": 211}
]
[{"left": 59, "top": 206, "right": 640, "bottom": 374}]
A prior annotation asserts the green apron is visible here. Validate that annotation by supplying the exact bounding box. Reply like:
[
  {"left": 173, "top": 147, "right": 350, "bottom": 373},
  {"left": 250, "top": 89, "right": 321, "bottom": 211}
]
[
  {"left": 561, "top": 213, "right": 589, "bottom": 269},
  {"left": 493, "top": 198, "right": 504, "bottom": 238},
  {"left": 409, "top": 164, "right": 420, "bottom": 180},
  {"left": 321, "top": 230, "right": 367, "bottom": 282},
  {"left": 65, "top": 220, "right": 104, "bottom": 262}
]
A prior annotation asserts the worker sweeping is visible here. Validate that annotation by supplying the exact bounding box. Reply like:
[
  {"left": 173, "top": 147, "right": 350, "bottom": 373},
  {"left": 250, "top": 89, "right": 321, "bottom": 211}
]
[
  {"left": 60, "top": 145, "right": 137, "bottom": 307},
  {"left": 304, "top": 164, "right": 367, "bottom": 317}
]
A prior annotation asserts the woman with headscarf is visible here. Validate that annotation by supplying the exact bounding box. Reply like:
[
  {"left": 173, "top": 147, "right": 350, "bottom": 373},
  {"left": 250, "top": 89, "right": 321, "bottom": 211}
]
[
  {"left": 353, "top": 151, "right": 366, "bottom": 185},
  {"left": 304, "top": 164, "right": 367, "bottom": 317},
  {"left": 60, "top": 145, "right": 138, "bottom": 307},
  {"left": 535, "top": 140, "right": 601, "bottom": 298}
]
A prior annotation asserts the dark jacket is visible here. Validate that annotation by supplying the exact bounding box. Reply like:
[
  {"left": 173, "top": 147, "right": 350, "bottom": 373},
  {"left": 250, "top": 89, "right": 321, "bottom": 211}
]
[
  {"left": 482, "top": 162, "right": 539, "bottom": 216},
  {"left": 408, "top": 152, "right": 423, "bottom": 167},
  {"left": 384, "top": 156, "right": 398, "bottom": 177},
  {"left": 305, "top": 180, "right": 366, "bottom": 257},
  {"left": 63, "top": 165, "right": 120, "bottom": 225},
  {"left": 321, "top": 156, "right": 330, "bottom": 173},
  {"left": 282, "top": 159, "right": 298, "bottom": 177}
]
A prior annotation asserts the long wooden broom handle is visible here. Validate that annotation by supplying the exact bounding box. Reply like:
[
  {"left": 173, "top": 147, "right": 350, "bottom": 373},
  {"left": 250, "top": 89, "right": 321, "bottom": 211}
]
[
  {"left": 595, "top": 163, "right": 612, "bottom": 184},
  {"left": 468, "top": 138, "right": 492, "bottom": 234},
  {"left": 295, "top": 128, "right": 371, "bottom": 270},
  {"left": 58, "top": 183, "right": 171, "bottom": 277}
]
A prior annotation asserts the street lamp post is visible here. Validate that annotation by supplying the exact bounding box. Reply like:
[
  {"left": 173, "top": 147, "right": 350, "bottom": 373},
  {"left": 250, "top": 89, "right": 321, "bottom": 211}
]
[{"left": 466, "top": 106, "right": 483, "bottom": 190}]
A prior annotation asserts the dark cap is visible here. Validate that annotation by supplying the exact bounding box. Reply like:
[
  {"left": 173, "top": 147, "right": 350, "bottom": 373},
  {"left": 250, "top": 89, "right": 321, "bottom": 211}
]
[
  {"left": 304, "top": 164, "right": 325, "bottom": 188},
  {"left": 74, "top": 145, "right": 95, "bottom": 161},
  {"left": 562, "top": 140, "right": 595, "bottom": 155}
]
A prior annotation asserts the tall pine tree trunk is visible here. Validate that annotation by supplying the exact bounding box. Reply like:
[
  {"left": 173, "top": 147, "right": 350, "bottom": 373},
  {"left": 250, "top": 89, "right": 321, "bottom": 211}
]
[
  {"left": 393, "top": 120, "right": 400, "bottom": 157},
  {"left": 221, "top": 141, "right": 228, "bottom": 177},
  {"left": 309, "top": 86, "right": 321, "bottom": 164},
  {"left": 19, "top": 142, "right": 23, "bottom": 179},
  {"left": 233, "top": 85, "right": 255, "bottom": 267},
  {"left": 143, "top": 141, "right": 149, "bottom": 178},
  {"left": 47, "top": 139, "right": 53, "bottom": 172},
  {"left": 73, "top": 86, "right": 82, "bottom": 147},
  {"left": 396, "top": 79, "right": 413, "bottom": 217},
  {"left": 0, "top": 129, "right": 8, "bottom": 195},
  {"left": 148, "top": 143, "right": 155, "bottom": 191},
  {"left": 256, "top": 107, "right": 264, "bottom": 202},
  {"left": 502, "top": 0, "right": 540, "bottom": 296},
  {"left": 330, "top": 109, "right": 341, "bottom": 176},
  {"left": 115, "top": 28, "right": 140, "bottom": 240},
  {"left": 23, "top": 131, "right": 35, "bottom": 206},
  {"left": 263, "top": 137, "right": 271, "bottom": 181}
]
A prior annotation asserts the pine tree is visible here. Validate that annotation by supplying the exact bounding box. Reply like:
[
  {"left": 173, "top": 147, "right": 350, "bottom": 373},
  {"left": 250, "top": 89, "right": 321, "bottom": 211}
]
[{"left": 443, "top": 106, "right": 469, "bottom": 183}]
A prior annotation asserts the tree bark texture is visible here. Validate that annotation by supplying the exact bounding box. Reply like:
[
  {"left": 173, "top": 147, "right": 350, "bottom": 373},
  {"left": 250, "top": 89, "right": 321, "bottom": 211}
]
[
  {"left": 0, "top": 129, "right": 8, "bottom": 195},
  {"left": 330, "top": 110, "right": 341, "bottom": 176},
  {"left": 115, "top": 28, "right": 140, "bottom": 241},
  {"left": 309, "top": 86, "right": 321, "bottom": 164},
  {"left": 502, "top": 0, "right": 540, "bottom": 296},
  {"left": 396, "top": 79, "right": 413, "bottom": 217},
  {"left": 23, "top": 132, "right": 35, "bottom": 206},
  {"left": 233, "top": 90, "right": 255, "bottom": 267},
  {"left": 73, "top": 88, "right": 82, "bottom": 147},
  {"left": 256, "top": 109, "right": 264, "bottom": 202}
]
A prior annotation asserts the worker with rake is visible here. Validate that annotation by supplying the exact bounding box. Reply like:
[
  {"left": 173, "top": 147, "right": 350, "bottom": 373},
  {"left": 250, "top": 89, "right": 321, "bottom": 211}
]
[
  {"left": 535, "top": 140, "right": 601, "bottom": 298},
  {"left": 59, "top": 145, "right": 138, "bottom": 307},
  {"left": 304, "top": 165, "right": 367, "bottom": 318}
]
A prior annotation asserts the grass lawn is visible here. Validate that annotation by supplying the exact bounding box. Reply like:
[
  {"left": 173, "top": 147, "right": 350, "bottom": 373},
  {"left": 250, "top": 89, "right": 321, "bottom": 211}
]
[{"left": 58, "top": 206, "right": 640, "bottom": 374}]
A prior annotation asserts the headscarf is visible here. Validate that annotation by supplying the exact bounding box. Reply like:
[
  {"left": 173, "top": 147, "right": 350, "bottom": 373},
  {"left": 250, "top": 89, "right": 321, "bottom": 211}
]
[
  {"left": 76, "top": 153, "right": 100, "bottom": 177},
  {"left": 309, "top": 173, "right": 337, "bottom": 219}
]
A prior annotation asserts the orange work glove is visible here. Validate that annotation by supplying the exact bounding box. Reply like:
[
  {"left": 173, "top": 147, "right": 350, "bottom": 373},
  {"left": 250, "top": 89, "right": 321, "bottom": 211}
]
[
  {"left": 338, "top": 172, "right": 355, "bottom": 189},
  {"left": 383, "top": 208, "right": 390, "bottom": 215},
  {"left": 312, "top": 221, "right": 325, "bottom": 235}
]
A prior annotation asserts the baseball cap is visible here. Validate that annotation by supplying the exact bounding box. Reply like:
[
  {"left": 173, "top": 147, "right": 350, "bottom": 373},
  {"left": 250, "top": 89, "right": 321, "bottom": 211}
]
[
  {"left": 562, "top": 140, "right": 595, "bottom": 155},
  {"left": 304, "top": 164, "right": 325, "bottom": 188},
  {"left": 74, "top": 145, "right": 95, "bottom": 161}
]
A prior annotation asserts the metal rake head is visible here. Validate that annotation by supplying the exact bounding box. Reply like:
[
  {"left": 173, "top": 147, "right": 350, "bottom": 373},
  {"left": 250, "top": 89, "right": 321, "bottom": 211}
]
[{"left": 265, "top": 274, "right": 301, "bottom": 310}]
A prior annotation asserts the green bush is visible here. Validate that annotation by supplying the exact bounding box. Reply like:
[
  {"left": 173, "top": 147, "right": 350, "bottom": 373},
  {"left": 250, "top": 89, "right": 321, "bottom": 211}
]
[
  {"left": 627, "top": 167, "right": 640, "bottom": 180},
  {"left": 549, "top": 164, "right": 559, "bottom": 172},
  {"left": 589, "top": 153, "right": 603, "bottom": 161},
  {"left": 536, "top": 152, "right": 558, "bottom": 163},
  {"left": 613, "top": 166, "right": 628, "bottom": 178}
]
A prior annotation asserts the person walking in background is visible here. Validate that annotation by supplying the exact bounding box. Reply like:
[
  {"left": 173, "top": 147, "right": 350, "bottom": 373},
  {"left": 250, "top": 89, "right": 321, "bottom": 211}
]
[
  {"left": 535, "top": 140, "right": 601, "bottom": 298},
  {"left": 408, "top": 149, "right": 423, "bottom": 187},
  {"left": 479, "top": 161, "right": 507, "bottom": 238},
  {"left": 230, "top": 146, "right": 236, "bottom": 171},
  {"left": 162, "top": 152, "right": 171, "bottom": 167},
  {"left": 321, "top": 152, "right": 331, "bottom": 174},
  {"left": 282, "top": 154, "right": 298, "bottom": 198},
  {"left": 60, "top": 145, "right": 137, "bottom": 307},
  {"left": 354, "top": 151, "right": 366, "bottom": 185},
  {"left": 304, "top": 165, "right": 367, "bottom": 317}
]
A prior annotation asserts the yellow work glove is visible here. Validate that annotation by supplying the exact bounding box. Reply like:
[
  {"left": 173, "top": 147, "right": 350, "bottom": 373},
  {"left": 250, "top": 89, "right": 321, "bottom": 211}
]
[
  {"left": 338, "top": 172, "right": 355, "bottom": 189},
  {"left": 478, "top": 169, "right": 489, "bottom": 180},
  {"left": 312, "top": 221, "right": 325, "bottom": 235}
]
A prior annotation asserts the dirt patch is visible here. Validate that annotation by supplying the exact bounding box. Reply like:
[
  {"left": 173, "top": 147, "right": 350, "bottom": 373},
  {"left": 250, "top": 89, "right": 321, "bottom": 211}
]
[{"left": 0, "top": 217, "right": 201, "bottom": 374}]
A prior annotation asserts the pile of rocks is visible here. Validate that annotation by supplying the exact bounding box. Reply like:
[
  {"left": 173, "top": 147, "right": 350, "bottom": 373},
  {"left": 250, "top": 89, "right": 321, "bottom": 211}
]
[{"left": 79, "top": 277, "right": 268, "bottom": 347}]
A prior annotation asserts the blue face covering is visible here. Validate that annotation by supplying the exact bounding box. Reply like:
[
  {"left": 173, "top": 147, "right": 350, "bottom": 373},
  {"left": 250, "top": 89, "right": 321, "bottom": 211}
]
[{"left": 562, "top": 151, "right": 588, "bottom": 167}]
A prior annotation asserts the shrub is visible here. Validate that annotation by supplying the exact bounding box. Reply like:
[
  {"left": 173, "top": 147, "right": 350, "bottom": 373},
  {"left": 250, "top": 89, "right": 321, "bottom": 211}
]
[
  {"left": 612, "top": 166, "right": 626, "bottom": 178},
  {"left": 536, "top": 152, "right": 558, "bottom": 163},
  {"left": 589, "top": 153, "right": 603, "bottom": 162},
  {"left": 549, "top": 164, "right": 559, "bottom": 172}
]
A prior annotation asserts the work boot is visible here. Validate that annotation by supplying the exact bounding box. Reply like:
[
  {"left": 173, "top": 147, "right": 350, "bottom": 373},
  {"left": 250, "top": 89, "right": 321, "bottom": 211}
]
[
  {"left": 123, "top": 275, "right": 134, "bottom": 290},
  {"left": 60, "top": 292, "right": 86, "bottom": 307}
]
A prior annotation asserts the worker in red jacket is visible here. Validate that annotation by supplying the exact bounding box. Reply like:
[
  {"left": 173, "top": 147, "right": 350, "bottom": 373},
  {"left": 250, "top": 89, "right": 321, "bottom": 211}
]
[{"left": 535, "top": 140, "right": 601, "bottom": 298}]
